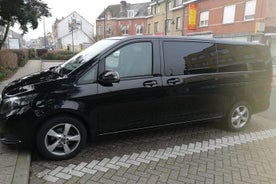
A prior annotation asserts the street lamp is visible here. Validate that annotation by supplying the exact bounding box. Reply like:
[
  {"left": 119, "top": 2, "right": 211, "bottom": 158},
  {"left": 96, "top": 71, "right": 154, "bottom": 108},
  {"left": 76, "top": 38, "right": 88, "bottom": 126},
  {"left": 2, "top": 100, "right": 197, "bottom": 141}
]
[{"left": 68, "top": 14, "right": 82, "bottom": 52}]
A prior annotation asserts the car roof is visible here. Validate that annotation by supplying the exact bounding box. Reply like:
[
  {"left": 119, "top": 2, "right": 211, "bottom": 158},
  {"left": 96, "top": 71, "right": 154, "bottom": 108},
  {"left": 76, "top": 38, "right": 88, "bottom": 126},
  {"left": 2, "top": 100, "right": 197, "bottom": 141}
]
[{"left": 106, "top": 35, "right": 263, "bottom": 46}]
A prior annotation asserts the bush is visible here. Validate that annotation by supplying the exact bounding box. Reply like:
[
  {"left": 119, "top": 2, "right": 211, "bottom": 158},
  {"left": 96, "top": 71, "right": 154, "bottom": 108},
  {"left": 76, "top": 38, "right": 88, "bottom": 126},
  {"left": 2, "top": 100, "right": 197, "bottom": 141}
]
[
  {"left": 28, "top": 48, "right": 36, "bottom": 59},
  {"left": 0, "top": 50, "right": 18, "bottom": 69},
  {"left": 41, "top": 50, "right": 76, "bottom": 60},
  {"left": 0, "top": 64, "right": 17, "bottom": 81},
  {"left": 10, "top": 49, "right": 29, "bottom": 67},
  {"left": 36, "top": 49, "right": 48, "bottom": 58}
]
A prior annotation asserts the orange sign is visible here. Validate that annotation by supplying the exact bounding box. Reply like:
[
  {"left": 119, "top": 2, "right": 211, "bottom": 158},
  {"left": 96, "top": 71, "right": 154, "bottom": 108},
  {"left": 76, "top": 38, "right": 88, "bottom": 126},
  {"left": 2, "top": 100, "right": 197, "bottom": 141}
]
[{"left": 188, "top": 3, "right": 197, "bottom": 30}]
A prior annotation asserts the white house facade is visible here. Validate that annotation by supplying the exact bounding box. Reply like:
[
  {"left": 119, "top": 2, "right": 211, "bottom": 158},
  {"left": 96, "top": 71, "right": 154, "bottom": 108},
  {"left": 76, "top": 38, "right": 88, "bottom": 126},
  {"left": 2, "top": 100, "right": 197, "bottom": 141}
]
[{"left": 53, "top": 11, "right": 94, "bottom": 51}]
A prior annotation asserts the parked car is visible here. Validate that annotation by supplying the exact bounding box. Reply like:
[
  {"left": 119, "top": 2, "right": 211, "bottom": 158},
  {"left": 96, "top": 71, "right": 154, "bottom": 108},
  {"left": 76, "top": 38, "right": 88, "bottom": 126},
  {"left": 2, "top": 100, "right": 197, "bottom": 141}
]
[{"left": 0, "top": 36, "right": 272, "bottom": 160}]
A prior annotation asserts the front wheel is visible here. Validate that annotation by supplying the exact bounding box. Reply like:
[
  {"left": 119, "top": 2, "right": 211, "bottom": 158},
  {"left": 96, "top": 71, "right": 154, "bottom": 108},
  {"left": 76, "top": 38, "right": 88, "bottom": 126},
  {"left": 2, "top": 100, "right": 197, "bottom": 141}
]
[
  {"left": 226, "top": 102, "right": 251, "bottom": 131},
  {"left": 36, "top": 116, "right": 87, "bottom": 160}
]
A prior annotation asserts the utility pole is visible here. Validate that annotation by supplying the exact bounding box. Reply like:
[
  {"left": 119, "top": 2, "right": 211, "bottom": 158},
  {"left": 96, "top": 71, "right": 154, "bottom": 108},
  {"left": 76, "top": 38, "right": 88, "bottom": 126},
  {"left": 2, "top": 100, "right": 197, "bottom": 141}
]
[
  {"left": 72, "top": 27, "right": 74, "bottom": 53},
  {"left": 69, "top": 15, "right": 76, "bottom": 53},
  {"left": 165, "top": 0, "right": 168, "bottom": 35},
  {"left": 43, "top": 17, "right": 47, "bottom": 48},
  {"left": 103, "top": 7, "right": 106, "bottom": 39}
]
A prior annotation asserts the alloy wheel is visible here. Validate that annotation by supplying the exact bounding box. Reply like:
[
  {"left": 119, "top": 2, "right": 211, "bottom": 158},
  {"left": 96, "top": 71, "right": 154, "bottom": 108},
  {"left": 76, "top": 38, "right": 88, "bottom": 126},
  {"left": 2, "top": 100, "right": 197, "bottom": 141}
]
[
  {"left": 231, "top": 105, "right": 249, "bottom": 129},
  {"left": 44, "top": 123, "right": 81, "bottom": 156}
]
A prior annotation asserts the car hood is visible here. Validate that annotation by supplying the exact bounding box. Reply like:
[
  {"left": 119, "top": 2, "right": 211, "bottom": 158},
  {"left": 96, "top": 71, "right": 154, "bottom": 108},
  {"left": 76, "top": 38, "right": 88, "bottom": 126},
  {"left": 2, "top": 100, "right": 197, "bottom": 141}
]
[{"left": 2, "top": 70, "right": 63, "bottom": 97}]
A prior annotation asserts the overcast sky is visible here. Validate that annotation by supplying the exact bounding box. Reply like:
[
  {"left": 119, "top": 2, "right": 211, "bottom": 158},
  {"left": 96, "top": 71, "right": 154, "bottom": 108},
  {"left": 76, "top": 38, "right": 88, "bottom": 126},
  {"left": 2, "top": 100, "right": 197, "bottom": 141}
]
[{"left": 12, "top": 0, "right": 150, "bottom": 40}]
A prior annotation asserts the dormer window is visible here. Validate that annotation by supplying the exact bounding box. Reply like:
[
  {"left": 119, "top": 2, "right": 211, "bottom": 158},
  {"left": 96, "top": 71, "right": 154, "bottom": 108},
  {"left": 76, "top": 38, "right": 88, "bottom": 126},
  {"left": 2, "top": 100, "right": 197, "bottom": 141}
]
[{"left": 128, "top": 10, "right": 135, "bottom": 17}]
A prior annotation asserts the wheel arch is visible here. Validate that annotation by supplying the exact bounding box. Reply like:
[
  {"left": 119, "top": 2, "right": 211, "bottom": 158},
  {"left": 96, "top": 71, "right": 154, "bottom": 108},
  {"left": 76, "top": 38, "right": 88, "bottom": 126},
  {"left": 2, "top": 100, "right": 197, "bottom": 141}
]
[{"left": 34, "top": 110, "right": 95, "bottom": 144}]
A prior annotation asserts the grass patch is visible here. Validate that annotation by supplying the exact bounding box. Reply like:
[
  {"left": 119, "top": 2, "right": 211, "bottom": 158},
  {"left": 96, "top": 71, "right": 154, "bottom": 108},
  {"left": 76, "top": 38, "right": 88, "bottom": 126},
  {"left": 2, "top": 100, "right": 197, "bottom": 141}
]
[{"left": 0, "top": 66, "right": 17, "bottom": 82}]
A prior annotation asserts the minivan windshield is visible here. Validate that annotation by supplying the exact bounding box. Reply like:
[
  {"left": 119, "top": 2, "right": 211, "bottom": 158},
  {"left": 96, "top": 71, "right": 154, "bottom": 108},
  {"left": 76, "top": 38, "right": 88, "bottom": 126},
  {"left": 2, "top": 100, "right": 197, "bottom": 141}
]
[{"left": 59, "top": 39, "right": 119, "bottom": 75}]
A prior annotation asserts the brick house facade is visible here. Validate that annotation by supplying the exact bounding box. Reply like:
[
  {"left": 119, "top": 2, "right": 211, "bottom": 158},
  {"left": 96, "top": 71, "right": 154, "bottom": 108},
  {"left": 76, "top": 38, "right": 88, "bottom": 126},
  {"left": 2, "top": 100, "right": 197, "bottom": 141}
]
[
  {"left": 96, "top": 1, "right": 149, "bottom": 41},
  {"left": 96, "top": 0, "right": 276, "bottom": 56}
]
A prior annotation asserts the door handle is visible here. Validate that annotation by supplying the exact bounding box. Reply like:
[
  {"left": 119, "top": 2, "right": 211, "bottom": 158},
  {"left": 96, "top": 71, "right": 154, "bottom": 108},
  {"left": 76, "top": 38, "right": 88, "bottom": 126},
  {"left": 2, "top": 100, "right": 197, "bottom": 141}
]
[
  {"left": 143, "top": 80, "right": 158, "bottom": 88},
  {"left": 167, "top": 78, "right": 181, "bottom": 85}
]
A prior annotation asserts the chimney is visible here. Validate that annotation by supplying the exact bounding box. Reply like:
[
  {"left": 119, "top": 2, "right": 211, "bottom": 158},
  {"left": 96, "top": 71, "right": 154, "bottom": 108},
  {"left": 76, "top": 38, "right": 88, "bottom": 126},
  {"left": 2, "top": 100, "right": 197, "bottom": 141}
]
[{"left": 120, "top": 1, "right": 127, "bottom": 13}]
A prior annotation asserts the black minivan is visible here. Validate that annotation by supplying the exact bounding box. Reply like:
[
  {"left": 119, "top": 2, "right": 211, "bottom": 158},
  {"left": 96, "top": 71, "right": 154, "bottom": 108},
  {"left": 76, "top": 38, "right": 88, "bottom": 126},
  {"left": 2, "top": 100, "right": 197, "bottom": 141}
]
[{"left": 0, "top": 36, "right": 272, "bottom": 160}]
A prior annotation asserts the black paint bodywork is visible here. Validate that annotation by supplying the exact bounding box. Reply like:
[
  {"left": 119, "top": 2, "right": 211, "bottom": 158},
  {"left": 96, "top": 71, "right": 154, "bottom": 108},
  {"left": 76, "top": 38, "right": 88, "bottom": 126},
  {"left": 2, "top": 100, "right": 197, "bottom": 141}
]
[{"left": 0, "top": 36, "right": 272, "bottom": 147}]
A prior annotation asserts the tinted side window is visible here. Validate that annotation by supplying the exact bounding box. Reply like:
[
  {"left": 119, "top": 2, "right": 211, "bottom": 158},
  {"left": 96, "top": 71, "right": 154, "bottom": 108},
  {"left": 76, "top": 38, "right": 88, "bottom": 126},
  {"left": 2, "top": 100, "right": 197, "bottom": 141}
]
[
  {"left": 105, "top": 42, "right": 152, "bottom": 78},
  {"left": 163, "top": 41, "right": 217, "bottom": 76},
  {"left": 217, "top": 44, "right": 266, "bottom": 72},
  {"left": 78, "top": 66, "right": 97, "bottom": 84}
]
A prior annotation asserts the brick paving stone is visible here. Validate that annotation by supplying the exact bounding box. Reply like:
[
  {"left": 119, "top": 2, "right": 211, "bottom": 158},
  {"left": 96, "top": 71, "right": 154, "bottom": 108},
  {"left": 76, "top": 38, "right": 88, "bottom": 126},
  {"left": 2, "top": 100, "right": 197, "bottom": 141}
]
[
  {"left": 64, "top": 176, "right": 79, "bottom": 184},
  {"left": 147, "top": 175, "right": 159, "bottom": 184},
  {"left": 99, "top": 177, "right": 116, "bottom": 184},
  {"left": 111, "top": 175, "right": 128, "bottom": 183},
  {"left": 43, "top": 175, "right": 59, "bottom": 183},
  {"left": 31, "top": 116, "right": 276, "bottom": 184},
  {"left": 56, "top": 172, "right": 72, "bottom": 180}
]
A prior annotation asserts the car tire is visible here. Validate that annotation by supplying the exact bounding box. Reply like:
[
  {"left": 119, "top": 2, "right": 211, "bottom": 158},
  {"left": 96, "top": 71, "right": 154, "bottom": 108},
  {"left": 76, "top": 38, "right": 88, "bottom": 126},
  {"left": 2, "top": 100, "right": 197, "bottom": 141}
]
[
  {"left": 226, "top": 101, "right": 251, "bottom": 131},
  {"left": 36, "top": 116, "right": 87, "bottom": 160}
]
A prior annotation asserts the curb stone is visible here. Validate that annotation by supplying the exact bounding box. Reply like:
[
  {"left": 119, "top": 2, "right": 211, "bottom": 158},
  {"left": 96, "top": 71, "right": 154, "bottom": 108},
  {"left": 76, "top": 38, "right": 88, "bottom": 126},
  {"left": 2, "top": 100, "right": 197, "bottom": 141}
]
[{"left": 12, "top": 151, "right": 31, "bottom": 184}]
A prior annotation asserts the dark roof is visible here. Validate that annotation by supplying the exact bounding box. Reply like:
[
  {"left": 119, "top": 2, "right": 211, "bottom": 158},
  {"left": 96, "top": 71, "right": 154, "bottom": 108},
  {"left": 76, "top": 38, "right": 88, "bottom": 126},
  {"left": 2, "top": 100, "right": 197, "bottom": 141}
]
[{"left": 97, "top": 2, "right": 150, "bottom": 19}]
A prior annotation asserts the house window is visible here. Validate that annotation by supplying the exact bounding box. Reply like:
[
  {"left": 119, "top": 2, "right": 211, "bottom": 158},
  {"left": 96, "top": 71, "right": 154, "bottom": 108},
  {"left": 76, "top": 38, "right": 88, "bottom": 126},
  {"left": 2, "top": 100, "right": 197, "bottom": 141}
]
[
  {"left": 106, "top": 25, "right": 111, "bottom": 35},
  {"left": 244, "top": 0, "right": 256, "bottom": 21},
  {"left": 154, "top": 5, "right": 160, "bottom": 15},
  {"left": 223, "top": 5, "right": 236, "bottom": 24},
  {"left": 199, "top": 11, "right": 209, "bottom": 27},
  {"left": 97, "top": 26, "right": 102, "bottom": 36},
  {"left": 166, "top": 1, "right": 172, "bottom": 11},
  {"left": 147, "top": 7, "right": 152, "bottom": 15},
  {"left": 136, "top": 25, "right": 143, "bottom": 35},
  {"left": 122, "top": 26, "right": 128, "bottom": 35},
  {"left": 176, "top": 17, "right": 181, "bottom": 30},
  {"left": 148, "top": 24, "right": 151, "bottom": 34},
  {"left": 128, "top": 10, "right": 135, "bottom": 18},
  {"left": 154, "top": 22, "right": 159, "bottom": 33},
  {"left": 174, "top": 0, "right": 182, "bottom": 7}
]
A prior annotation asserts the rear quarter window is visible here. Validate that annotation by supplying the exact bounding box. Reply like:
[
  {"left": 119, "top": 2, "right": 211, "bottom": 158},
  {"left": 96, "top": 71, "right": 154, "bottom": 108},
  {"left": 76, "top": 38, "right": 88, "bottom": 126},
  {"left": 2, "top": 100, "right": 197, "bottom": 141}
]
[
  {"left": 217, "top": 43, "right": 268, "bottom": 72},
  {"left": 163, "top": 41, "right": 217, "bottom": 76}
]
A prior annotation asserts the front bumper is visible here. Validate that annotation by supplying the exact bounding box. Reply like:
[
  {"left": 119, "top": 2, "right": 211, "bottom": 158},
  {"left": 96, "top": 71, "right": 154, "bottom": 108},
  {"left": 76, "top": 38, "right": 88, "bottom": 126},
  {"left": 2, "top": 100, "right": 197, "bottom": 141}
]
[
  {"left": 0, "top": 135, "right": 21, "bottom": 145},
  {"left": 0, "top": 106, "right": 38, "bottom": 148}
]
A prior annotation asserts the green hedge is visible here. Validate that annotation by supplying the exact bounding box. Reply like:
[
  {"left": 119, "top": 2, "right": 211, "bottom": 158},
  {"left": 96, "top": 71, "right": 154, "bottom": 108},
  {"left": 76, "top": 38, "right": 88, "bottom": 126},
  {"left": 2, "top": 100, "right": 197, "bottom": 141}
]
[
  {"left": 10, "top": 49, "right": 29, "bottom": 67},
  {"left": 0, "top": 65, "right": 17, "bottom": 81},
  {"left": 28, "top": 48, "right": 36, "bottom": 59},
  {"left": 36, "top": 49, "right": 48, "bottom": 58},
  {"left": 41, "top": 50, "right": 76, "bottom": 60}
]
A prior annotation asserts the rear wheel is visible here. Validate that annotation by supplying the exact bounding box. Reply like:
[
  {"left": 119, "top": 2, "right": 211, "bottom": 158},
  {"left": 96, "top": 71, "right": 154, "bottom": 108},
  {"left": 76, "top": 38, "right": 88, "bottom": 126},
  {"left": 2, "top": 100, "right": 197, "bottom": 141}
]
[
  {"left": 36, "top": 116, "right": 87, "bottom": 160},
  {"left": 226, "top": 101, "right": 251, "bottom": 131}
]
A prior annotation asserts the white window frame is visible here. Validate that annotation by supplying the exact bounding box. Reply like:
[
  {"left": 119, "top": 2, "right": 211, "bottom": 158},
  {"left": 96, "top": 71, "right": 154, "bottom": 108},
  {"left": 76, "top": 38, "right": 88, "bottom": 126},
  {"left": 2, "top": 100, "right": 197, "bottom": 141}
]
[
  {"left": 223, "top": 5, "right": 236, "bottom": 24},
  {"left": 244, "top": 0, "right": 256, "bottom": 21},
  {"left": 122, "top": 25, "right": 128, "bottom": 35},
  {"left": 154, "top": 22, "right": 159, "bottom": 33},
  {"left": 199, "top": 11, "right": 209, "bottom": 27},
  {"left": 176, "top": 17, "right": 181, "bottom": 30},
  {"left": 147, "top": 7, "right": 152, "bottom": 15},
  {"left": 128, "top": 10, "right": 135, "bottom": 18},
  {"left": 136, "top": 25, "right": 143, "bottom": 35},
  {"left": 175, "top": 0, "right": 182, "bottom": 7},
  {"left": 154, "top": 5, "right": 160, "bottom": 15}
]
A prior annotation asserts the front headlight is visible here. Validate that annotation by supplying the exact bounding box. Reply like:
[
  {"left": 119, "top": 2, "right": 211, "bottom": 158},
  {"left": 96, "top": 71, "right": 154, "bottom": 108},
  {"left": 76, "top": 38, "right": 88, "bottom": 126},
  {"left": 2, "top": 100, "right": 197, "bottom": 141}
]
[{"left": 1, "top": 94, "right": 36, "bottom": 114}]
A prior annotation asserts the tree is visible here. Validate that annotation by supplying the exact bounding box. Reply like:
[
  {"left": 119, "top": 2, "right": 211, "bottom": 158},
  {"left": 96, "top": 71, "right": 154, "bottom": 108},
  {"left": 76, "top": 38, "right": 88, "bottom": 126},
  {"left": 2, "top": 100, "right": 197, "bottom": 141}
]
[{"left": 0, "top": 0, "right": 51, "bottom": 49}]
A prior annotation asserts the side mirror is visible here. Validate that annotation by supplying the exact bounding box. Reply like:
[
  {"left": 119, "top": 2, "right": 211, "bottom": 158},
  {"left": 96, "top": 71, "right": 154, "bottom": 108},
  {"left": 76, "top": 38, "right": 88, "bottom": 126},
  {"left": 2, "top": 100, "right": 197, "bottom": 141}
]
[{"left": 99, "top": 70, "right": 120, "bottom": 86}]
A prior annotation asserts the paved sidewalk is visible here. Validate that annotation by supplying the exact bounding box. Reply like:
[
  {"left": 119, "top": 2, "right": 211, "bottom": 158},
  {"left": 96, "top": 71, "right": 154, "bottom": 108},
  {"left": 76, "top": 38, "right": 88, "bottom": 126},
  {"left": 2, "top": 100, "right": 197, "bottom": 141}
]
[
  {"left": 0, "top": 60, "right": 63, "bottom": 184},
  {"left": 0, "top": 60, "right": 42, "bottom": 184}
]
